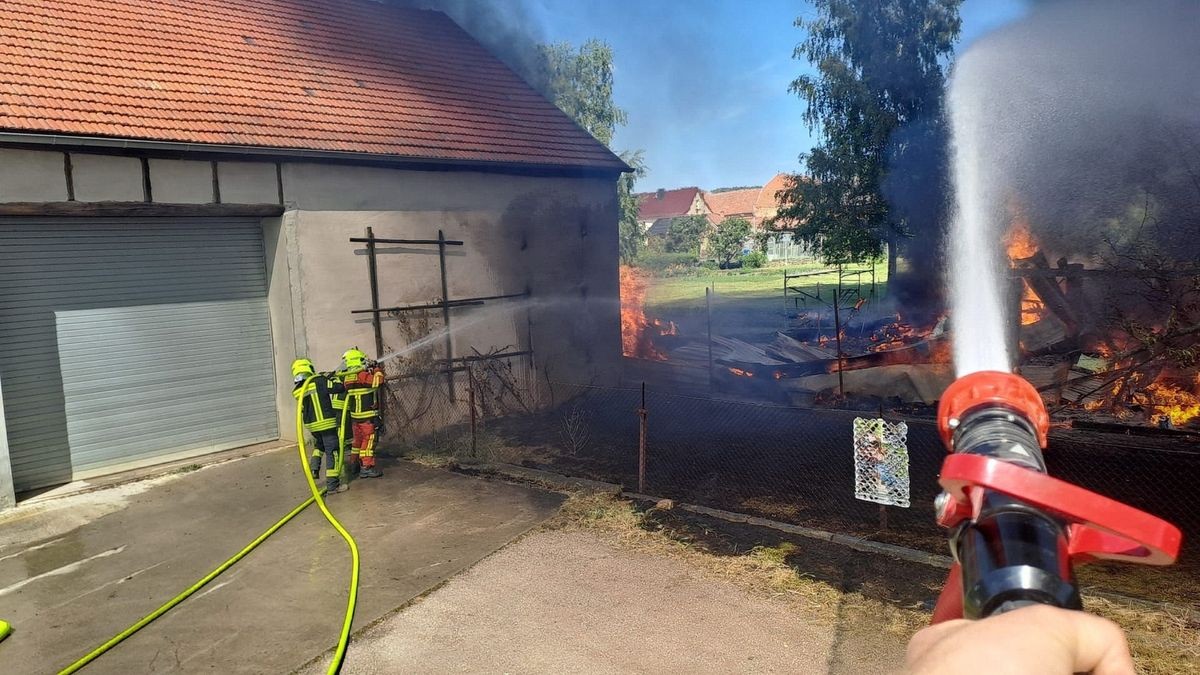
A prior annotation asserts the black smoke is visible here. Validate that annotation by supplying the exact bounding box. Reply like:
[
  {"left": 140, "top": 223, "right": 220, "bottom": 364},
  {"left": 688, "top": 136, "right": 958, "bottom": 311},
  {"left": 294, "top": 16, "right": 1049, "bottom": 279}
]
[{"left": 386, "top": 0, "right": 549, "bottom": 91}]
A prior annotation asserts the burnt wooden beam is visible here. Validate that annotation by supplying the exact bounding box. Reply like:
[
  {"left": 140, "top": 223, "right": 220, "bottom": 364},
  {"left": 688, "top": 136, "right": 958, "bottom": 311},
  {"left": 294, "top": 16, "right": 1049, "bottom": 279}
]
[
  {"left": 1009, "top": 267, "right": 1200, "bottom": 279},
  {"left": 0, "top": 201, "right": 286, "bottom": 217}
]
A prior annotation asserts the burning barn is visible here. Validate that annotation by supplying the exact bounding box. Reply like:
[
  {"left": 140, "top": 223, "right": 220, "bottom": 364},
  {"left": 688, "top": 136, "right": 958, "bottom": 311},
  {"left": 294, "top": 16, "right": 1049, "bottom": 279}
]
[{"left": 0, "top": 0, "right": 627, "bottom": 505}]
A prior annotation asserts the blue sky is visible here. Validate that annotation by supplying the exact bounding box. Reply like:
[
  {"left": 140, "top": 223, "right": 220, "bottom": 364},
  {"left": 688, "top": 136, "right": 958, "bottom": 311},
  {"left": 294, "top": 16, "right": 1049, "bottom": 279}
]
[{"left": 524, "top": 0, "right": 1031, "bottom": 191}]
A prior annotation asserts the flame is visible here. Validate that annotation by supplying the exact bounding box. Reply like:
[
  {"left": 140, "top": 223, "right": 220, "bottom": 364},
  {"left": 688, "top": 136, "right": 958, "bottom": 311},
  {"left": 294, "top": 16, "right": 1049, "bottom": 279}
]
[
  {"left": 728, "top": 367, "right": 754, "bottom": 378},
  {"left": 620, "top": 266, "right": 668, "bottom": 361},
  {"left": 1005, "top": 218, "right": 1038, "bottom": 259},
  {"left": 1005, "top": 218, "right": 1047, "bottom": 326},
  {"left": 1133, "top": 379, "right": 1200, "bottom": 427}
]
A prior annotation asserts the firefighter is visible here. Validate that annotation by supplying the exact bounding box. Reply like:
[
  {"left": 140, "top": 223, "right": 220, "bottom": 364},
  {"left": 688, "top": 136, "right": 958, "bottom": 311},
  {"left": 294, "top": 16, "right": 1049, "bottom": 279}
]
[
  {"left": 339, "top": 348, "right": 385, "bottom": 478},
  {"left": 292, "top": 358, "right": 348, "bottom": 493}
]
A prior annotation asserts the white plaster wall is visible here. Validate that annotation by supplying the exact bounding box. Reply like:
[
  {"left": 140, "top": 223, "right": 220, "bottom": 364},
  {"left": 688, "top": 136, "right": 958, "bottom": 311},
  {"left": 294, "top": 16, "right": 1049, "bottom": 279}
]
[
  {"left": 148, "top": 159, "right": 212, "bottom": 203},
  {"left": 219, "top": 162, "right": 278, "bottom": 204},
  {"left": 0, "top": 148, "right": 68, "bottom": 202},
  {"left": 70, "top": 153, "right": 144, "bottom": 202}
]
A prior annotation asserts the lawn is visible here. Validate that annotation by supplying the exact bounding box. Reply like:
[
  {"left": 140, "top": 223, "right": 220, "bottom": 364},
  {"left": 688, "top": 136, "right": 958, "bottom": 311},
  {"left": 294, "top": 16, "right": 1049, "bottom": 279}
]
[{"left": 644, "top": 261, "right": 889, "bottom": 311}]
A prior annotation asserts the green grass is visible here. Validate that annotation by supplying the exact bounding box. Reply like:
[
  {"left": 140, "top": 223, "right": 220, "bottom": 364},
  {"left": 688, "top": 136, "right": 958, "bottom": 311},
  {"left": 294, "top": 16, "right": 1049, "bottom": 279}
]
[{"left": 645, "top": 261, "right": 889, "bottom": 311}]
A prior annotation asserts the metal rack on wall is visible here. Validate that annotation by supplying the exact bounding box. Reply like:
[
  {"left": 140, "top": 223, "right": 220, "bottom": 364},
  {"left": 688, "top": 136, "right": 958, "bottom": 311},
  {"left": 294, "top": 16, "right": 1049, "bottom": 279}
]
[{"left": 349, "top": 227, "right": 533, "bottom": 400}]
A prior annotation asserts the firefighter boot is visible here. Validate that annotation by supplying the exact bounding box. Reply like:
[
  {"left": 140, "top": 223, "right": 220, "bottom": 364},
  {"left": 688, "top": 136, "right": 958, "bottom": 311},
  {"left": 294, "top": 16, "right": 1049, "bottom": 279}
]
[
  {"left": 359, "top": 456, "right": 382, "bottom": 478},
  {"left": 309, "top": 454, "right": 321, "bottom": 480}
]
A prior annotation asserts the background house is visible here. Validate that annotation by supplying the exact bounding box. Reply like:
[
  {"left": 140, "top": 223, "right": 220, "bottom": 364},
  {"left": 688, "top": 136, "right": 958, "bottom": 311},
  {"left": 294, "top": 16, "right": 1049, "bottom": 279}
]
[
  {"left": 0, "top": 0, "right": 626, "bottom": 506},
  {"left": 702, "top": 175, "right": 811, "bottom": 261},
  {"left": 636, "top": 187, "right": 709, "bottom": 235}
]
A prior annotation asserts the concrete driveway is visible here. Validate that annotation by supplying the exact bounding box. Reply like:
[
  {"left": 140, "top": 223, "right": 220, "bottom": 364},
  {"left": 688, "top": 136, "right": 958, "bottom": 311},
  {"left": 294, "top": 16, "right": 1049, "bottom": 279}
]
[
  {"left": 301, "top": 530, "right": 906, "bottom": 674},
  {"left": 0, "top": 449, "right": 563, "bottom": 674}
]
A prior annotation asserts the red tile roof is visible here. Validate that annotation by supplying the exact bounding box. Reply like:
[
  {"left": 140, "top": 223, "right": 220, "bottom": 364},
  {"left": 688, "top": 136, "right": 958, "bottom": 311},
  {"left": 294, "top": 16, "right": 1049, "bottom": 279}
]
[
  {"left": 703, "top": 189, "right": 758, "bottom": 219},
  {"left": 756, "top": 173, "right": 793, "bottom": 212},
  {"left": 0, "top": 0, "right": 626, "bottom": 171},
  {"left": 637, "top": 187, "right": 702, "bottom": 220}
]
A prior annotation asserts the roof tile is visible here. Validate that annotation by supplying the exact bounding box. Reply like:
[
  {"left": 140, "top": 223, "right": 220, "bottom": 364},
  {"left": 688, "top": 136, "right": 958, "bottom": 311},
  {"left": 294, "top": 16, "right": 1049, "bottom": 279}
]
[{"left": 0, "top": 0, "right": 626, "bottom": 170}]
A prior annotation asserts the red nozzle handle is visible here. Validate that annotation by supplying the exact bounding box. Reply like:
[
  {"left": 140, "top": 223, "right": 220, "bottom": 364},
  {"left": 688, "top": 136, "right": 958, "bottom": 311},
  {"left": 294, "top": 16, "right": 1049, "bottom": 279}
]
[
  {"left": 938, "top": 371, "right": 1050, "bottom": 450},
  {"left": 940, "top": 453, "right": 1182, "bottom": 566}
]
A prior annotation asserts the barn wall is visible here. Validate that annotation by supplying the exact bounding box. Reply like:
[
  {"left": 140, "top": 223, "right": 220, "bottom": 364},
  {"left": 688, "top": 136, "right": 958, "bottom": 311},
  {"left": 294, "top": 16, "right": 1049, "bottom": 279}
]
[
  {"left": 283, "top": 162, "right": 622, "bottom": 390},
  {"left": 0, "top": 146, "right": 622, "bottom": 451}
]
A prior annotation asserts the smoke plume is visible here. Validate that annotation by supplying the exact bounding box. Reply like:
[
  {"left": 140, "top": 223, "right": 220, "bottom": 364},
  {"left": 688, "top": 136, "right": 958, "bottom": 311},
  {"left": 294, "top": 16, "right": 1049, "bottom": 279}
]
[
  {"left": 948, "top": 0, "right": 1200, "bottom": 263},
  {"left": 387, "top": 0, "right": 548, "bottom": 89}
]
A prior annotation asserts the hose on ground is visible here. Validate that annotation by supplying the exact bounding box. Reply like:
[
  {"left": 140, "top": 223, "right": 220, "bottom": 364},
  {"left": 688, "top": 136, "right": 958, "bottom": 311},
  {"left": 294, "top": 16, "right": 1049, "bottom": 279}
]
[
  {"left": 55, "top": 373, "right": 362, "bottom": 674},
  {"left": 56, "top": 493, "right": 320, "bottom": 674}
]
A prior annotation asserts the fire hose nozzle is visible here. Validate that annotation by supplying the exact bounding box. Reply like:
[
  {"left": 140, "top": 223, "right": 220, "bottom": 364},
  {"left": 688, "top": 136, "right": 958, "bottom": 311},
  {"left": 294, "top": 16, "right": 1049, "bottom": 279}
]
[
  {"left": 931, "top": 371, "right": 1182, "bottom": 622},
  {"left": 937, "top": 370, "right": 1049, "bottom": 451}
]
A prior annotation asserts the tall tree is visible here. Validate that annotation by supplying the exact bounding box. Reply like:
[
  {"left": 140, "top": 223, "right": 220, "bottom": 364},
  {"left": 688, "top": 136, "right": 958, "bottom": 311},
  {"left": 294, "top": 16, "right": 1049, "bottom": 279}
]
[
  {"left": 536, "top": 40, "right": 628, "bottom": 146},
  {"left": 773, "top": 0, "right": 961, "bottom": 274},
  {"left": 617, "top": 150, "right": 647, "bottom": 262},
  {"left": 536, "top": 40, "right": 645, "bottom": 263}
]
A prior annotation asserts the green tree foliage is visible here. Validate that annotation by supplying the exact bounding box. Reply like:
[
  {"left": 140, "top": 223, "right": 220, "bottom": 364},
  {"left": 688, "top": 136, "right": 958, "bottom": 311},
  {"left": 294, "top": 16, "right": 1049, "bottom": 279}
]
[
  {"left": 774, "top": 0, "right": 961, "bottom": 270},
  {"left": 536, "top": 40, "right": 627, "bottom": 146},
  {"left": 536, "top": 40, "right": 646, "bottom": 263},
  {"left": 707, "top": 217, "right": 753, "bottom": 267},
  {"left": 618, "top": 150, "right": 647, "bottom": 262},
  {"left": 665, "top": 215, "right": 709, "bottom": 255}
]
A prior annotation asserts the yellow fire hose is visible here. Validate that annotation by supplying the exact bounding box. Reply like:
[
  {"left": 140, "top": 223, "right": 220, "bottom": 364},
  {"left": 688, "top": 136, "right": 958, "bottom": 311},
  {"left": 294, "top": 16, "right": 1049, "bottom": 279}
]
[{"left": 53, "top": 374, "right": 361, "bottom": 674}]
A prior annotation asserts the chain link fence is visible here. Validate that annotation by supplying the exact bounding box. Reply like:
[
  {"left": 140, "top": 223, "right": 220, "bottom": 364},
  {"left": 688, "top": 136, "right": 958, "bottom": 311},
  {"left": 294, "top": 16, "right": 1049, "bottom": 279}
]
[{"left": 381, "top": 372, "right": 1200, "bottom": 608}]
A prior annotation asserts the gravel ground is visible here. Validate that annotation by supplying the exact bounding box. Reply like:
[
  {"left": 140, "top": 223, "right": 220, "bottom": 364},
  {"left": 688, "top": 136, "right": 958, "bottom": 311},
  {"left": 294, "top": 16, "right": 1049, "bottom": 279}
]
[{"left": 302, "top": 530, "right": 905, "bottom": 674}]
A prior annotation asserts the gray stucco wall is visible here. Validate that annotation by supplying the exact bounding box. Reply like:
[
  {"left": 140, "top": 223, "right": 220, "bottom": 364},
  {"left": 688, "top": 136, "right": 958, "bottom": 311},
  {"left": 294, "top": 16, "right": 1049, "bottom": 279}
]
[
  {"left": 0, "top": 148, "right": 69, "bottom": 202},
  {"left": 284, "top": 163, "right": 622, "bottom": 388},
  {"left": 71, "top": 153, "right": 144, "bottom": 202},
  {"left": 148, "top": 159, "right": 212, "bottom": 204}
]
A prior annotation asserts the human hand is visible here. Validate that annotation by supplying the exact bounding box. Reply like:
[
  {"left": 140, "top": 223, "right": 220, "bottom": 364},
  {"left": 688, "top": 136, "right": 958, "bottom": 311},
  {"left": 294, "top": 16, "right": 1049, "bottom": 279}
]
[{"left": 905, "top": 604, "right": 1134, "bottom": 675}]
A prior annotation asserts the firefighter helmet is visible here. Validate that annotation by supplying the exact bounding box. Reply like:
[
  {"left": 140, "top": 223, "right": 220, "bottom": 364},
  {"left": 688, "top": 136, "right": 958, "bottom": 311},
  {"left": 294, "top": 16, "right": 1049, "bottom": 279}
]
[
  {"left": 342, "top": 348, "right": 368, "bottom": 370},
  {"left": 291, "top": 358, "right": 316, "bottom": 379}
]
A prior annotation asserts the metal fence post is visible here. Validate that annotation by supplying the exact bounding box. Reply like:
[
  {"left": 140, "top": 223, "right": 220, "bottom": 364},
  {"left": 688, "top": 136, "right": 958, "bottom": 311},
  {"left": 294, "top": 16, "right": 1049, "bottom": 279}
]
[
  {"left": 638, "top": 381, "right": 647, "bottom": 494},
  {"left": 468, "top": 376, "right": 478, "bottom": 456}
]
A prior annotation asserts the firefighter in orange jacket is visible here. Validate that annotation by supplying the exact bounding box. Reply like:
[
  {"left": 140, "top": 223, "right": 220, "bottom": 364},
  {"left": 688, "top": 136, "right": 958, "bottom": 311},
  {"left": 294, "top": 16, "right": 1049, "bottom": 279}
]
[
  {"left": 292, "top": 358, "right": 348, "bottom": 493},
  {"left": 339, "top": 348, "right": 385, "bottom": 478}
]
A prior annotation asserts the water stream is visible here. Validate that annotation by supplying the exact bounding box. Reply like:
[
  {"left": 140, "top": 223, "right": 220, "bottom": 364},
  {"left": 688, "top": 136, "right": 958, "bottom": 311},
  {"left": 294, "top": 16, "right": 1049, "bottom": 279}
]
[{"left": 946, "top": 71, "right": 1013, "bottom": 377}]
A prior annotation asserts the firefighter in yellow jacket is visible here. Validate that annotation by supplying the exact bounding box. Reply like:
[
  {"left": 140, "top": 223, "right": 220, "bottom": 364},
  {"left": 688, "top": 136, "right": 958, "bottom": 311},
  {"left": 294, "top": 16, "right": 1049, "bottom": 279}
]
[
  {"left": 292, "top": 358, "right": 348, "bottom": 493},
  {"left": 339, "top": 348, "right": 385, "bottom": 478}
]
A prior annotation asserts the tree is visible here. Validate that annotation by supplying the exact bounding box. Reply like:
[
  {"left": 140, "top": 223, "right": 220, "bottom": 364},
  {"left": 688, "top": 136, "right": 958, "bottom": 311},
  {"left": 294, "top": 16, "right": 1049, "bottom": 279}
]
[
  {"left": 665, "top": 215, "right": 709, "bottom": 255},
  {"left": 618, "top": 150, "right": 647, "bottom": 263},
  {"left": 536, "top": 40, "right": 647, "bottom": 263},
  {"left": 708, "top": 217, "right": 753, "bottom": 267},
  {"left": 536, "top": 40, "right": 627, "bottom": 146},
  {"left": 773, "top": 0, "right": 961, "bottom": 273}
]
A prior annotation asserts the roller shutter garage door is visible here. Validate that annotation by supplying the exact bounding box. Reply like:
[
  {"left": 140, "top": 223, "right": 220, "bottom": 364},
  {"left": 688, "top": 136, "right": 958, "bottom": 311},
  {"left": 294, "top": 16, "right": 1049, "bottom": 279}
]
[{"left": 0, "top": 217, "right": 279, "bottom": 493}]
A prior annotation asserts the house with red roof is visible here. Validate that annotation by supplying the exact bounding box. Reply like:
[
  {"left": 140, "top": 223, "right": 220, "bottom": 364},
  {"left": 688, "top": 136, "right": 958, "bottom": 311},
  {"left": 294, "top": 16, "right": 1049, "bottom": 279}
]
[
  {"left": 635, "top": 187, "right": 710, "bottom": 237},
  {"left": 703, "top": 189, "right": 760, "bottom": 225},
  {"left": 0, "top": 0, "right": 627, "bottom": 501}
]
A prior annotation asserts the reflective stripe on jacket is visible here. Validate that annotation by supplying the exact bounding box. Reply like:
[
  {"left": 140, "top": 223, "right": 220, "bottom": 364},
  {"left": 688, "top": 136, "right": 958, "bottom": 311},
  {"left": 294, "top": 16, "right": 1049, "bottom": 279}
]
[
  {"left": 293, "top": 375, "right": 343, "bottom": 432},
  {"left": 342, "top": 368, "right": 384, "bottom": 420}
]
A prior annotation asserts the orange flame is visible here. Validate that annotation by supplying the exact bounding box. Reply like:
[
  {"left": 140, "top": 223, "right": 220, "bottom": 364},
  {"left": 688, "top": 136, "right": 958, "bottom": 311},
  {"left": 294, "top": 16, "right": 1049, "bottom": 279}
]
[
  {"left": 1133, "top": 379, "right": 1200, "bottom": 427},
  {"left": 728, "top": 367, "right": 754, "bottom": 378},
  {"left": 620, "top": 266, "right": 668, "bottom": 361},
  {"left": 1005, "top": 218, "right": 1047, "bottom": 326}
]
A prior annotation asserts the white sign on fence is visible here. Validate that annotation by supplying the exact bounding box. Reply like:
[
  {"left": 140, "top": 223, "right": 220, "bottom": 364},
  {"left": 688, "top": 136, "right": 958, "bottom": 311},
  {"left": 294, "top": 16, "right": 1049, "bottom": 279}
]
[{"left": 852, "top": 417, "right": 910, "bottom": 508}]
